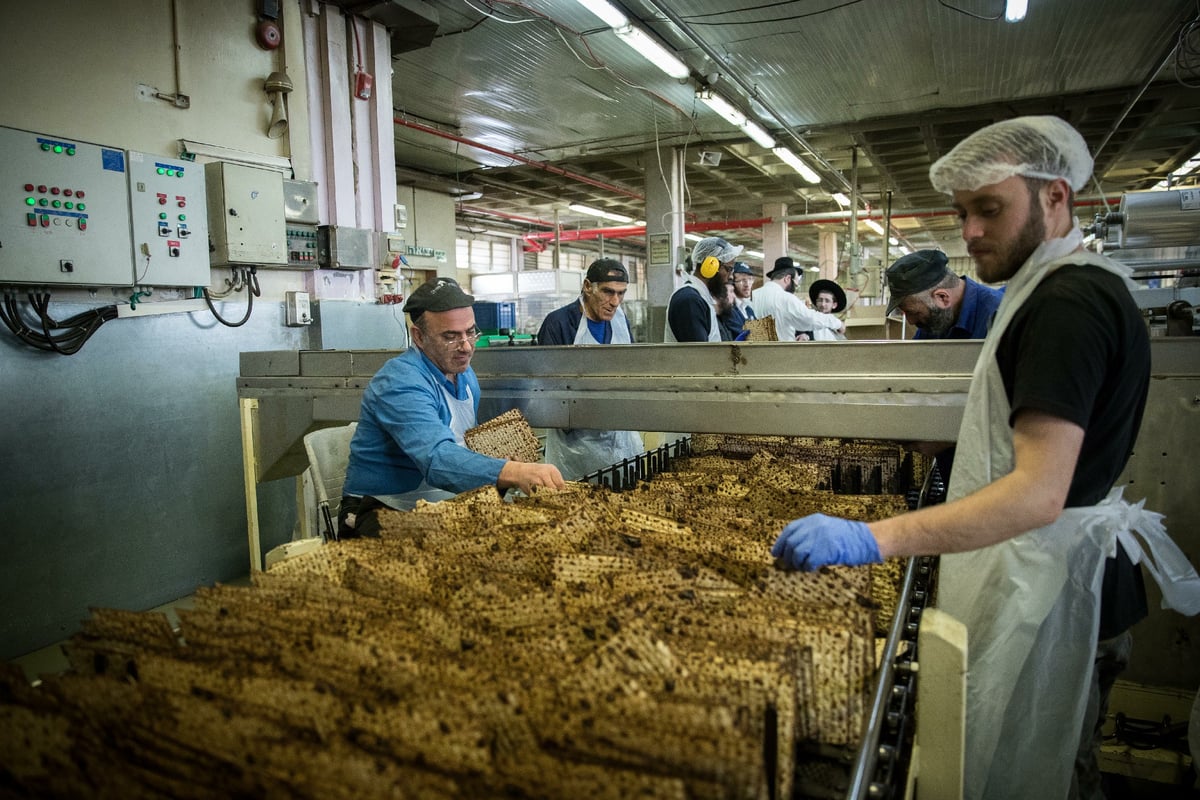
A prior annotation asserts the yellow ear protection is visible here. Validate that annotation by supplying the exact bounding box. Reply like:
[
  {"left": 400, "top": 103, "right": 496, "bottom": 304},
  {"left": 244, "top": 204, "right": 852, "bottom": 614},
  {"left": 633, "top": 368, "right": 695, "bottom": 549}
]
[{"left": 699, "top": 255, "right": 720, "bottom": 279}]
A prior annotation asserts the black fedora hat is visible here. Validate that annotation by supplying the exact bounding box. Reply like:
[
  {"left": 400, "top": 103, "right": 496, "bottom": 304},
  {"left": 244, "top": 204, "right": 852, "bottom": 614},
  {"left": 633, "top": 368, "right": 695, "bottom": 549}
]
[{"left": 808, "top": 279, "right": 847, "bottom": 313}]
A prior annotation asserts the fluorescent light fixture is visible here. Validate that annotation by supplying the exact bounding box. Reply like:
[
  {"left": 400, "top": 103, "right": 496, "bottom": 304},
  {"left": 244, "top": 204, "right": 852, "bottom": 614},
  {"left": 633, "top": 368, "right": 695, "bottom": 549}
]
[
  {"left": 698, "top": 91, "right": 745, "bottom": 126},
  {"left": 615, "top": 25, "right": 690, "bottom": 79},
  {"left": 772, "top": 147, "right": 821, "bottom": 183},
  {"left": 574, "top": 0, "right": 627, "bottom": 28},
  {"left": 684, "top": 233, "right": 705, "bottom": 243},
  {"left": 863, "top": 219, "right": 885, "bottom": 236},
  {"left": 1004, "top": 0, "right": 1027, "bottom": 22},
  {"left": 568, "top": 203, "right": 634, "bottom": 224},
  {"left": 740, "top": 119, "right": 776, "bottom": 149},
  {"left": 744, "top": 250, "right": 765, "bottom": 259},
  {"left": 832, "top": 192, "right": 851, "bottom": 207},
  {"left": 899, "top": 245, "right": 912, "bottom": 255},
  {"left": 889, "top": 236, "right": 899, "bottom": 246}
]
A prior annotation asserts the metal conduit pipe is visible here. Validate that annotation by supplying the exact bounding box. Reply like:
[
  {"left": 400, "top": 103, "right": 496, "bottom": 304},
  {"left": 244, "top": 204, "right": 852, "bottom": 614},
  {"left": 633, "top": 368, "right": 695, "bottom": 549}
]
[{"left": 393, "top": 116, "right": 645, "bottom": 201}]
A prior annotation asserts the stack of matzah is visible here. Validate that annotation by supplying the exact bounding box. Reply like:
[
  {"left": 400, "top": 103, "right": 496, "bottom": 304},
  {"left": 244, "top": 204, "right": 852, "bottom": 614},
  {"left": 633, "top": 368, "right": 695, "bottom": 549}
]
[
  {"left": 0, "top": 438, "right": 914, "bottom": 799},
  {"left": 463, "top": 407, "right": 541, "bottom": 462}
]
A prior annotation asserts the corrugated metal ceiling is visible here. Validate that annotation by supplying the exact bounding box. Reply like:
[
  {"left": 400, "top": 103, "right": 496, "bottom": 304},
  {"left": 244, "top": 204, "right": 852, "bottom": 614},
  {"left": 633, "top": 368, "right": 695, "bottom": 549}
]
[{"left": 384, "top": 0, "right": 1200, "bottom": 264}]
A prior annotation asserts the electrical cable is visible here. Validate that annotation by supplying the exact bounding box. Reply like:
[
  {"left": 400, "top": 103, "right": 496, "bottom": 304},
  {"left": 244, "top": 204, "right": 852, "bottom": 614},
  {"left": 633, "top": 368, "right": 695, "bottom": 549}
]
[
  {"left": 935, "top": 0, "right": 1003, "bottom": 22},
  {"left": 683, "top": 0, "right": 868, "bottom": 25},
  {"left": 201, "top": 266, "right": 260, "bottom": 327},
  {"left": 0, "top": 290, "right": 117, "bottom": 355}
]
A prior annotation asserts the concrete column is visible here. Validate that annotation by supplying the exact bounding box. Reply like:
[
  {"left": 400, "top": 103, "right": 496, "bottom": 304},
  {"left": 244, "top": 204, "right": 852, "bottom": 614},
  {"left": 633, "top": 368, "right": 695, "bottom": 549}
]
[
  {"left": 819, "top": 230, "right": 839, "bottom": 279},
  {"left": 760, "top": 202, "right": 788, "bottom": 271},
  {"left": 644, "top": 146, "right": 686, "bottom": 342}
]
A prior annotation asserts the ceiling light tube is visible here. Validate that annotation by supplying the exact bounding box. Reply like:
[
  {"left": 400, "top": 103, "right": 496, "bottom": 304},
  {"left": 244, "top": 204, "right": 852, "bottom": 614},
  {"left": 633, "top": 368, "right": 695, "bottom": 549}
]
[
  {"left": 772, "top": 147, "right": 821, "bottom": 183},
  {"left": 615, "top": 25, "right": 690, "bottom": 79},
  {"left": 698, "top": 91, "right": 745, "bottom": 126},
  {"left": 574, "top": 0, "right": 628, "bottom": 28},
  {"left": 568, "top": 202, "right": 634, "bottom": 224},
  {"left": 740, "top": 119, "right": 776, "bottom": 149},
  {"left": 1004, "top": 0, "right": 1027, "bottom": 22},
  {"left": 863, "top": 219, "right": 885, "bottom": 236},
  {"left": 832, "top": 192, "right": 851, "bottom": 207}
]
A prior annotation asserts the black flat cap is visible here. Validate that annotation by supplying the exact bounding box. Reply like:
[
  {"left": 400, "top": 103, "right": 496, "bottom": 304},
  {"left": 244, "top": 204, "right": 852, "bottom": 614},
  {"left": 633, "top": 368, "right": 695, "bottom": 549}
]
[
  {"left": 885, "top": 250, "right": 950, "bottom": 314},
  {"left": 403, "top": 277, "right": 475, "bottom": 320}
]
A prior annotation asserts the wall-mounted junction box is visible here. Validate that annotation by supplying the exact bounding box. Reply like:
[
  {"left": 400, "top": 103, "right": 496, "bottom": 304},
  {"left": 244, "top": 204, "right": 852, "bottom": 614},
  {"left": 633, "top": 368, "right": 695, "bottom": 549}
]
[
  {"left": 316, "top": 225, "right": 372, "bottom": 270},
  {"left": 205, "top": 161, "right": 286, "bottom": 268},
  {"left": 285, "top": 290, "right": 311, "bottom": 326}
]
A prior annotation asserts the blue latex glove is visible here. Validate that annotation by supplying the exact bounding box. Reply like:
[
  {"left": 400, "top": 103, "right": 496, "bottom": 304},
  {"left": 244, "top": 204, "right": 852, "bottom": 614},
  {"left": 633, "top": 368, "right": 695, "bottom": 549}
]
[
  {"left": 770, "top": 513, "right": 882, "bottom": 571},
  {"left": 734, "top": 329, "right": 751, "bottom": 341}
]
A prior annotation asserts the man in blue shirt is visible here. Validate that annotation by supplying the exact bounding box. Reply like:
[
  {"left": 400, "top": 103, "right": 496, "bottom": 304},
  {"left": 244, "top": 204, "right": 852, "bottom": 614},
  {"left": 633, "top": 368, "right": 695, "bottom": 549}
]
[
  {"left": 885, "top": 249, "right": 1004, "bottom": 339},
  {"left": 342, "top": 277, "right": 564, "bottom": 536}
]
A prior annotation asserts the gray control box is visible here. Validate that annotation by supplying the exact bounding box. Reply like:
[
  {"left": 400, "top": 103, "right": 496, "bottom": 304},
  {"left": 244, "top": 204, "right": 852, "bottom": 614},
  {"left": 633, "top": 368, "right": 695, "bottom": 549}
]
[
  {"left": 205, "top": 161, "right": 286, "bottom": 268},
  {"left": 317, "top": 225, "right": 373, "bottom": 270}
]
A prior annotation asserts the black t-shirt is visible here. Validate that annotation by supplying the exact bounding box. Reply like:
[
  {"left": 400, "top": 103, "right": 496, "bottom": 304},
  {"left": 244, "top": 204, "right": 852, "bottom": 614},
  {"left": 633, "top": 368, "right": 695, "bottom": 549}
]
[{"left": 995, "top": 264, "right": 1151, "bottom": 638}]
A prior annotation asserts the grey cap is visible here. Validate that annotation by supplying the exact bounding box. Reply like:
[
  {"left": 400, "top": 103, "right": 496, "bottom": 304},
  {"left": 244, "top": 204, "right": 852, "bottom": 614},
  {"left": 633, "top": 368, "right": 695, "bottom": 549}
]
[
  {"left": 885, "top": 250, "right": 950, "bottom": 314},
  {"left": 403, "top": 277, "right": 475, "bottom": 320}
]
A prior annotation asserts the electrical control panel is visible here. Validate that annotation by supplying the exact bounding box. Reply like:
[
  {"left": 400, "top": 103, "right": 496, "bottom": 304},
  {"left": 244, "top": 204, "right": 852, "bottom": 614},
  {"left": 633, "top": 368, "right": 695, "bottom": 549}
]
[
  {"left": 316, "top": 224, "right": 373, "bottom": 270},
  {"left": 205, "top": 161, "right": 287, "bottom": 268},
  {"left": 0, "top": 125, "right": 135, "bottom": 286},
  {"left": 127, "top": 150, "right": 210, "bottom": 286},
  {"left": 286, "top": 224, "right": 319, "bottom": 267}
]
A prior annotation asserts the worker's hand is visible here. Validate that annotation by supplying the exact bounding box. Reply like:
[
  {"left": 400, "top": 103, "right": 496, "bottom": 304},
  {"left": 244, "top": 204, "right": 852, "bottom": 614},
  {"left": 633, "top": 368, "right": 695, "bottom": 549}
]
[
  {"left": 771, "top": 514, "right": 882, "bottom": 571},
  {"left": 835, "top": 321, "right": 847, "bottom": 335},
  {"left": 499, "top": 460, "right": 565, "bottom": 494}
]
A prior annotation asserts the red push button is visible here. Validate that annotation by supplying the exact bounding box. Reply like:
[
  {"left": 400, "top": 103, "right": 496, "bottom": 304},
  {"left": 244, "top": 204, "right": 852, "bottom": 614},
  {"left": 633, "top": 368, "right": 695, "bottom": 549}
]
[
  {"left": 76, "top": 190, "right": 85, "bottom": 198},
  {"left": 78, "top": 218, "right": 87, "bottom": 231},
  {"left": 24, "top": 183, "right": 33, "bottom": 192},
  {"left": 40, "top": 215, "right": 50, "bottom": 227},
  {"left": 27, "top": 213, "right": 36, "bottom": 226}
]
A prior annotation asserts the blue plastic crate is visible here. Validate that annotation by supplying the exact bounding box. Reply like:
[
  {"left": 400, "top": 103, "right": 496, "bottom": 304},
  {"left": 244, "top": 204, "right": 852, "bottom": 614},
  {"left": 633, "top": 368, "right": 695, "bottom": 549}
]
[{"left": 473, "top": 301, "right": 515, "bottom": 332}]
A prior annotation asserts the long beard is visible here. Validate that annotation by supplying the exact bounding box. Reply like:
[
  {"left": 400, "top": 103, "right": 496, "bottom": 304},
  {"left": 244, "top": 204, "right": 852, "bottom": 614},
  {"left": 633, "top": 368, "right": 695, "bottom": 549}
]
[{"left": 923, "top": 304, "right": 957, "bottom": 336}]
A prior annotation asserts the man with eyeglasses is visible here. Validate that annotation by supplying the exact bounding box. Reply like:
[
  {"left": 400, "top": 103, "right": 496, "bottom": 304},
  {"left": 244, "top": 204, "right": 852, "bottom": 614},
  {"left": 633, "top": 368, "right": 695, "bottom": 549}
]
[{"left": 342, "top": 277, "right": 564, "bottom": 536}]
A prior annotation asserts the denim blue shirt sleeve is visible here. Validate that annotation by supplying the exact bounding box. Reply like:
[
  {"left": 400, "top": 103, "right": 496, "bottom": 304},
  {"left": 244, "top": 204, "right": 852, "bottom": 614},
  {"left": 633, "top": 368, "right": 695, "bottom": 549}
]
[
  {"left": 915, "top": 277, "right": 1006, "bottom": 340},
  {"left": 344, "top": 347, "right": 505, "bottom": 497}
]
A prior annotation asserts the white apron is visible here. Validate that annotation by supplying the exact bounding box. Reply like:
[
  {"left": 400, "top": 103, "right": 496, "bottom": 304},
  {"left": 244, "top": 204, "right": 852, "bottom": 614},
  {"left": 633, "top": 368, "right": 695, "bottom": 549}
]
[
  {"left": 663, "top": 273, "right": 722, "bottom": 342},
  {"left": 374, "top": 381, "right": 475, "bottom": 509},
  {"left": 938, "top": 226, "right": 1200, "bottom": 799},
  {"left": 543, "top": 303, "right": 644, "bottom": 479}
]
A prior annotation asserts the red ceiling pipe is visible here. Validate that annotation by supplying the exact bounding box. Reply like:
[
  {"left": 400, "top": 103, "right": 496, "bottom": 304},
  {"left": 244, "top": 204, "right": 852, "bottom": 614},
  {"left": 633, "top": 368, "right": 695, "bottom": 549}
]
[{"left": 394, "top": 117, "right": 645, "bottom": 201}]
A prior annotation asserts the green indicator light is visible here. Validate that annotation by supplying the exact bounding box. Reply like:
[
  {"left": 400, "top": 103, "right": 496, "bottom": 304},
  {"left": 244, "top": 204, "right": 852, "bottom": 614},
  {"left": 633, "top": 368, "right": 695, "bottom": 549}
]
[
  {"left": 159, "top": 212, "right": 167, "bottom": 220},
  {"left": 176, "top": 170, "right": 184, "bottom": 177},
  {"left": 25, "top": 197, "right": 35, "bottom": 206},
  {"left": 178, "top": 214, "right": 186, "bottom": 221},
  {"left": 53, "top": 145, "right": 63, "bottom": 154},
  {"left": 77, "top": 203, "right": 86, "bottom": 211},
  {"left": 51, "top": 200, "right": 61, "bottom": 208},
  {"left": 40, "top": 143, "right": 49, "bottom": 151},
  {"left": 65, "top": 202, "right": 74, "bottom": 209},
  {"left": 166, "top": 169, "right": 175, "bottom": 177},
  {"left": 66, "top": 148, "right": 75, "bottom": 156},
  {"left": 38, "top": 198, "right": 48, "bottom": 207},
  {"left": 156, "top": 167, "right": 165, "bottom": 175}
]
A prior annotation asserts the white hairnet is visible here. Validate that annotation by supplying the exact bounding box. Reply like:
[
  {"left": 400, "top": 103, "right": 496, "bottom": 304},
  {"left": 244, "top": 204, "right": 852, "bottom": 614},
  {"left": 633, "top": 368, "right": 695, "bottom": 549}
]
[
  {"left": 691, "top": 237, "right": 743, "bottom": 267},
  {"left": 930, "top": 116, "right": 1093, "bottom": 194}
]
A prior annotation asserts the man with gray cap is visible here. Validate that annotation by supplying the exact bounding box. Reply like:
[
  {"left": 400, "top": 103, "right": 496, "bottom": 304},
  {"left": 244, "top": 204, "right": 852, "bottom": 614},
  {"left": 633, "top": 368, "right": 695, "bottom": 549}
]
[
  {"left": 886, "top": 249, "right": 1003, "bottom": 339},
  {"left": 665, "top": 237, "right": 740, "bottom": 342},
  {"left": 342, "top": 277, "right": 564, "bottom": 534},
  {"left": 751, "top": 256, "right": 845, "bottom": 341},
  {"left": 537, "top": 258, "right": 644, "bottom": 478},
  {"left": 772, "top": 116, "right": 1199, "bottom": 799}
]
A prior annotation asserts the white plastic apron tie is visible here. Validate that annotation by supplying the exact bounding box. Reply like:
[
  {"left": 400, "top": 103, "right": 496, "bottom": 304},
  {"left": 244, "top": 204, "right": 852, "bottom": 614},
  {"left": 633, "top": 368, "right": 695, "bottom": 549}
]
[
  {"left": 938, "top": 224, "right": 1200, "bottom": 799},
  {"left": 543, "top": 302, "right": 643, "bottom": 479}
]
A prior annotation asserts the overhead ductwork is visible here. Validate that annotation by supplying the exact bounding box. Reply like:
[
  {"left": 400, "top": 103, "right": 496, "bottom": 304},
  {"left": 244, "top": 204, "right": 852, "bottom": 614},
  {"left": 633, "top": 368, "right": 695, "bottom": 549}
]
[{"left": 324, "top": 0, "right": 439, "bottom": 53}]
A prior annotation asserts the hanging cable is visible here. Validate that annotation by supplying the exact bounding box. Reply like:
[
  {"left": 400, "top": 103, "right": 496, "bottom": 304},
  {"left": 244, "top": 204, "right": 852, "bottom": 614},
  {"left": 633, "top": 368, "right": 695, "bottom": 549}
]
[
  {"left": 201, "top": 266, "right": 260, "bottom": 327},
  {"left": 0, "top": 290, "right": 117, "bottom": 355}
]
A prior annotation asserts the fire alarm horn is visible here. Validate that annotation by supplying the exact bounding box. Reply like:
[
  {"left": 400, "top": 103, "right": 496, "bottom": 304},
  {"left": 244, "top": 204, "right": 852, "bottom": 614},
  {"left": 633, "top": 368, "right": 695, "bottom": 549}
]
[{"left": 354, "top": 71, "right": 374, "bottom": 101}]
